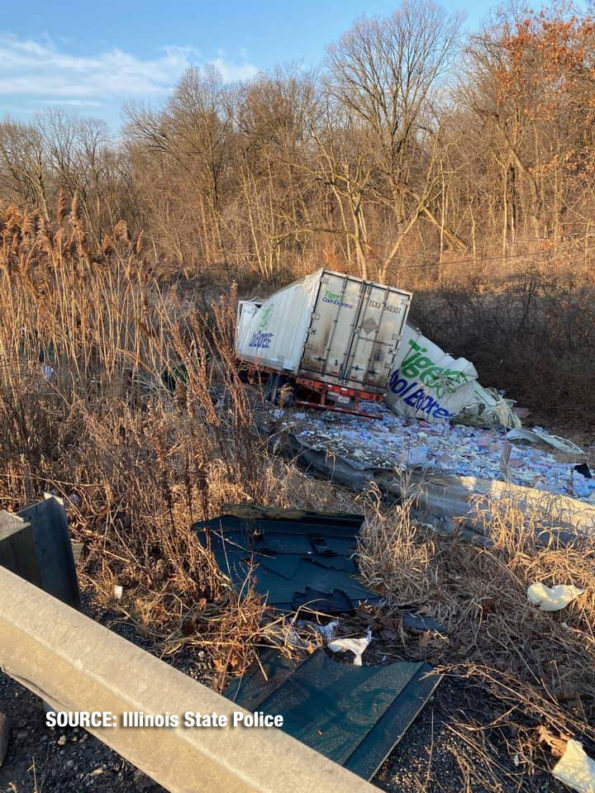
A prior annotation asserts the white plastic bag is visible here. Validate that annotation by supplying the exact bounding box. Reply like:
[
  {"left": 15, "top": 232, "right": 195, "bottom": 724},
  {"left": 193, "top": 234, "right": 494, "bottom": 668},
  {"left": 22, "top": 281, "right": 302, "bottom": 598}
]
[
  {"left": 328, "top": 629, "right": 372, "bottom": 666},
  {"left": 553, "top": 740, "right": 595, "bottom": 793},
  {"left": 527, "top": 583, "right": 584, "bottom": 612}
]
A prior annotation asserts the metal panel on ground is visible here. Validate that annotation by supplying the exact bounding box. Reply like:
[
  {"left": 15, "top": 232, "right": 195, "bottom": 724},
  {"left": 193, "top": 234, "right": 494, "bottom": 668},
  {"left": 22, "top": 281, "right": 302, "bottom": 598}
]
[
  {"left": 195, "top": 511, "right": 380, "bottom": 612},
  {"left": 225, "top": 648, "right": 441, "bottom": 780}
]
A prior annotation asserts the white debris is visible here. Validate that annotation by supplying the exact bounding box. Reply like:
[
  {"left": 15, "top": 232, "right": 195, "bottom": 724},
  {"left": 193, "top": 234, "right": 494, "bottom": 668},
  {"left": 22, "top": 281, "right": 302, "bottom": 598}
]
[
  {"left": 527, "top": 583, "right": 584, "bottom": 612},
  {"left": 40, "top": 363, "right": 56, "bottom": 381},
  {"left": 328, "top": 629, "right": 372, "bottom": 666},
  {"left": 507, "top": 428, "right": 585, "bottom": 456},
  {"left": 552, "top": 740, "right": 595, "bottom": 793},
  {"left": 284, "top": 401, "right": 595, "bottom": 502},
  {"left": 310, "top": 620, "right": 339, "bottom": 641},
  {"left": 113, "top": 585, "right": 123, "bottom": 601}
]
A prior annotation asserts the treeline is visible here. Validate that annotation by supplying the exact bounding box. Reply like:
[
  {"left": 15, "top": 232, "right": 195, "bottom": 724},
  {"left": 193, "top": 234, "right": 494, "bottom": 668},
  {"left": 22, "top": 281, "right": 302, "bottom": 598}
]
[{"left": 0, "top": 1, "right": 592, "bottom": 282}]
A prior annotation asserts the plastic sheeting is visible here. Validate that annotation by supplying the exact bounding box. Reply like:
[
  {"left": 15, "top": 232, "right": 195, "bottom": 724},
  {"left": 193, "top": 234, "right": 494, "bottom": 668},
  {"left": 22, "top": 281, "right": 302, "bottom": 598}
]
[{"left": 385, "top": 324, "right": 520, "bottom": 428}]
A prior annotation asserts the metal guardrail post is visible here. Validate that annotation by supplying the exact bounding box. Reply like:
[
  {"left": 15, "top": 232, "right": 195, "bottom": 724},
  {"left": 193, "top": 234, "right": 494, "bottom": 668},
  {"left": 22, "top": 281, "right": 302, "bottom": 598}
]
[
  {"left": 0, "top": 496, "right": 80, "bottom": 608},
  {"left": 0, "top": 567, "right": 375, "bottom": 793}
]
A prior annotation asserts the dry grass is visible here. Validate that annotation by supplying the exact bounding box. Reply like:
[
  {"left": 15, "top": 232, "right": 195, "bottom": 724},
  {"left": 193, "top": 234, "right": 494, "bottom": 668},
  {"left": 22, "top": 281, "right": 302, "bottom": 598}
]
[
  {"left": 2, "top": 201, "right": 593, "bottom": 789},
  {"left": 0, "top": 201, "right": 344, "bottom": 686},
  {"left": 358, "top": 490, "right": 595, "bottom": 788}
]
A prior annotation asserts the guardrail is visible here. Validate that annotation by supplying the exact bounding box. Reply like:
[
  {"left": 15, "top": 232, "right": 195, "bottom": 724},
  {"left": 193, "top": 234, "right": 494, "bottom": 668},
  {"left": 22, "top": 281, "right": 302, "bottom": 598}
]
[{"left": 0, "top": 566, "right": 375, "bottom": 793}]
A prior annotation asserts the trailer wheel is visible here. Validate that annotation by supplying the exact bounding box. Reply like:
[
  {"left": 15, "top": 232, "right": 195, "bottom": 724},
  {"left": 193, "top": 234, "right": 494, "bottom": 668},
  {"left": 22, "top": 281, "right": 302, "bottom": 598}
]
[{"left": 265, "top": 374, "right": 296, "bottom": 406}]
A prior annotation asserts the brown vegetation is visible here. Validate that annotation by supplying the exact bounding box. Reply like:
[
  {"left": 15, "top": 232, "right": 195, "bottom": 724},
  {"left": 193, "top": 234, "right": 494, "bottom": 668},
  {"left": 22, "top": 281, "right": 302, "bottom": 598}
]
[
  {"left": 0, "top": 191, "right": 593, "bottom": 791},
  {"left": 358, "top": 491, "right": 594, "bottom": 790},
  {"left": 0, "top": 3, "right": 593, "bottom": 789},
  {"left": 0, "top": 4, "right": 592, "bottom": 279}
]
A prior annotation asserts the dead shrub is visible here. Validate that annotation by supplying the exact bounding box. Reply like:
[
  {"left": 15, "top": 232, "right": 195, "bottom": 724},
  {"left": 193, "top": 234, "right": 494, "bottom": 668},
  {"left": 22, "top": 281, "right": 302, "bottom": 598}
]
[{"left": 358, "top": 490, "right": 594, "bottom": 787}]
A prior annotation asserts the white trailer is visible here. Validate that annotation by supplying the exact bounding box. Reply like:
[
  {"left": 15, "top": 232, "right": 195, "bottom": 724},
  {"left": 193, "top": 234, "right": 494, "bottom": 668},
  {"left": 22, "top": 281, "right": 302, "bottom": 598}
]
[{"left": 236, "top": 269, "right": 411, "bottom": 414}]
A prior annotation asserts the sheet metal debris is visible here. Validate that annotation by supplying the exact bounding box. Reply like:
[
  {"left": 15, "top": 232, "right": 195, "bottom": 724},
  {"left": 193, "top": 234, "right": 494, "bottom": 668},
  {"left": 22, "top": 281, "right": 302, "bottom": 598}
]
[
  {"left": 195, "top": 510, "right": 380, "bottom": 612},
  {"left": 225, "top": 648, "right": 441, "bottom": 780},
  {"left": 274, "top": 401, "right": 594, "bottom": 504},
  {"left": 202, "top": 508, "right": 442, "bottom": 778},
  {"left": 506, "top": 427, "right": 585, "bottom": 456}
]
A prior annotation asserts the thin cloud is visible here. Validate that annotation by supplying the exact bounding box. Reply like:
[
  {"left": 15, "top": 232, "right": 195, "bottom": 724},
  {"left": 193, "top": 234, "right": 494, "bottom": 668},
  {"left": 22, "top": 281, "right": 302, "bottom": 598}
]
[
  {"left": 39, "top": 99, "right": 103, "bottom": 107},
  {"left": 0, "top": 34, "right": 258, "bottom": 102}
]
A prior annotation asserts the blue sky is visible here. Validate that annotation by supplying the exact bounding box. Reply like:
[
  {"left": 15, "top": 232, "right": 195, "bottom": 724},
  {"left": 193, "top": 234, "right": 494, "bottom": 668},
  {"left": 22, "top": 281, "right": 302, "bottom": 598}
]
[{"left": 0, "top": 0, "right": 547, "bottom": 130}]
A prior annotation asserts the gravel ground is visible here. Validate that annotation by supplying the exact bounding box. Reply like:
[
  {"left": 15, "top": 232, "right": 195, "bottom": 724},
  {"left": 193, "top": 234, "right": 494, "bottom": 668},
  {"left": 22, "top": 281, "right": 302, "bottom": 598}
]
[
  {"left": 0, "top": 670, "right": 166, "bottom": 793},
  {"left": 0, "top": 596, "right": 211, "bottom": 793},
  {"left": 1, "top": 670, "right": 563, "bottom": 793},
  {"left": 376, "top": 679, "right": 564, "bottom": 793}
]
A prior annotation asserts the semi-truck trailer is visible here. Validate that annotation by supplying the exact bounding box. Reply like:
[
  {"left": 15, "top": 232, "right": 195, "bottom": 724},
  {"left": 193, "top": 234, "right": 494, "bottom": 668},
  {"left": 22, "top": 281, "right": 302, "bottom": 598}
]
[{"left": 235, "top": 269, "right": 412, "bottom": 416}]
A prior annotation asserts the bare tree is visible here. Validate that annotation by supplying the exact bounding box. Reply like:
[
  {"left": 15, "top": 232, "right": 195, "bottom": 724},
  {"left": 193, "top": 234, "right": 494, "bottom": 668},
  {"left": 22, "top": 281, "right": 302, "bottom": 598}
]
[{"left": 325, "top": 0, "right": 466, "bottom": 272}]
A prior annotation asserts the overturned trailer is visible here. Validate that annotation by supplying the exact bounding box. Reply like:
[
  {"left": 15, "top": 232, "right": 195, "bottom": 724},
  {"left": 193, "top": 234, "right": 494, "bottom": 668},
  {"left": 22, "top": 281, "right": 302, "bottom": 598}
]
[{"left": 236, "top": 269, "right": 412, "bottom": 415}]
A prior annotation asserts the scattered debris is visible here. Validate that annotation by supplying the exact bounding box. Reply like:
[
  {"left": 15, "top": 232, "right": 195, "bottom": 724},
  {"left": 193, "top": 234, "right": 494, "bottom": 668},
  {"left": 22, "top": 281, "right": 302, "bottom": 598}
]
[
  {"left": 552, "top": 740, "right": 595, "bottom": 793},
  {"left": 225, "top": 648, "right": 441, "bottom": 780},
  {"left": 113, "top": 585, "right": 123, "bottom": 601},
  {"left": 507, "top": 427, "right": 585, "bottom": 456},
  {"left": 276, "top": 401, "right": 594, "bottom": 503},
  {"left": 527, "top": 583, "right": 584, "bottom": 611},
  {"left": 203, "top": 508, "right": 442, "bottom": 774},
  {"left": 40, "top": 362, "right": 56, "bottom": 381},
  {"left": 402, "top": 614, "right": 447, "bottom": 635},
  {"left": 307, "top": 620, "right": 339, "bottom": 641},
  {"left": 328, "top": 628, "right": 372, "bottom": 666}
]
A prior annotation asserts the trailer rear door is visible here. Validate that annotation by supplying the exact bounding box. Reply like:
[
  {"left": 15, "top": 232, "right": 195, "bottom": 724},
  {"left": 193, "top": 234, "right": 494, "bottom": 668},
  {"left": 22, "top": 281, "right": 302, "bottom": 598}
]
[
  {"left": 300, "top": 273, "right": 364, "bottom": 381},
  {"left": 300, "top": 272, "right": 411, "bottom": 392},
  {"left": 343, "top": 284, "right": 411, "bottom": 389}
]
